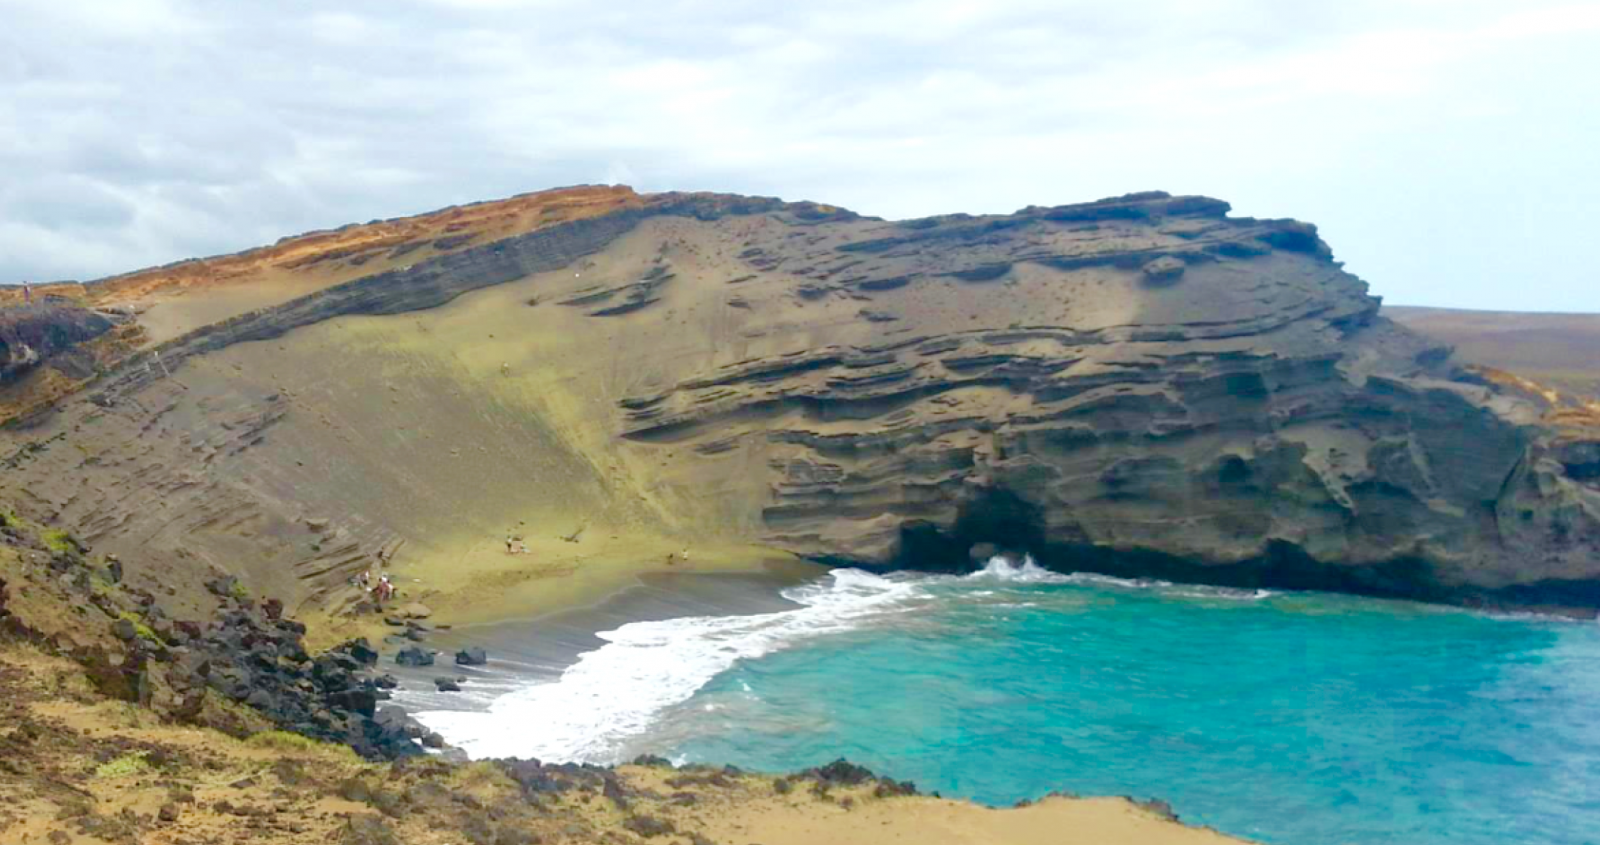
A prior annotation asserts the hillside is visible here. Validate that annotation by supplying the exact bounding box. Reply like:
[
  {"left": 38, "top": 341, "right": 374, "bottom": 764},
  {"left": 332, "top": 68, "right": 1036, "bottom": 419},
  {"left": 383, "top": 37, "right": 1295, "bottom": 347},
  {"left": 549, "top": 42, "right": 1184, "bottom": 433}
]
[
  {"left": 1, "top": 185, "right": 1597, "bottom": 640},
  {"left": 1387, "top": 305, "right": 1600, "bottom": 399}
]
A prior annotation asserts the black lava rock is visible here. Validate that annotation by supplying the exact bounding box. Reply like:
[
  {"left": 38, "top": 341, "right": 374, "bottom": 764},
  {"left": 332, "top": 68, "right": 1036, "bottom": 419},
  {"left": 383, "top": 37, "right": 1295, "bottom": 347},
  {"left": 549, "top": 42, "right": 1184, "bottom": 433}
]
[{"left": 394, "top": 646, "right": 435, "bottom": 667}]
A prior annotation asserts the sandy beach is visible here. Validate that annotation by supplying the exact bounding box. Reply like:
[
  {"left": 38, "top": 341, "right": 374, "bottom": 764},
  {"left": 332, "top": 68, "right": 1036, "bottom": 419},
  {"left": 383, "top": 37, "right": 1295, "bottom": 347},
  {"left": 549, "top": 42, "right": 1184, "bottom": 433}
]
[
  {"left": 382, "top": 567, "right": 820, "bottom": 713},
  {"left": 307, "top": 538, "right": 825, "bottom": 650}
]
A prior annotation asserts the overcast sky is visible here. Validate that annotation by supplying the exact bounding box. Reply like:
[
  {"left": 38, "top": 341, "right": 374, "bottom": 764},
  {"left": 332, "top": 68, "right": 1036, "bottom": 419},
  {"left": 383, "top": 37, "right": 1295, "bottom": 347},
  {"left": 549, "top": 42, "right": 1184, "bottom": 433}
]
[{"left": 2, "top": 0, "right": 1597, "bottom": 311}]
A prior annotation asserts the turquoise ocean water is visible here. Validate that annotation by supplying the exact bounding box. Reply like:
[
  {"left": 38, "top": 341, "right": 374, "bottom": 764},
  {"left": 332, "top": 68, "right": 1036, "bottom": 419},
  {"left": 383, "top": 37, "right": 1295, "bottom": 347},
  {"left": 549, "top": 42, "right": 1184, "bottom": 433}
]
[{"left": 416, "top": 560, "right": 1600, "bottom": 845}]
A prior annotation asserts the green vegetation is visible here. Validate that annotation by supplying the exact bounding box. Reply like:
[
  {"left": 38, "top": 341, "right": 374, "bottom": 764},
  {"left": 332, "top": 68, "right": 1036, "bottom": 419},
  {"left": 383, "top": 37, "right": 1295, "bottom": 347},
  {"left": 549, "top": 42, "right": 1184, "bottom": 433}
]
[
  {"left": 117, "top": 611, "right": 158, "bottom": 642},
  {"left": 87, "top": 571, "right": 113, "bottom": 596},
  {"left": 93, "top": 750, "right": 151, "bottom": 778},
  {"left": 246, "top": 730, "right": 363, "bottom": 764},
  {"left": 245, "top": 730, "right": 321, "bottom": 751},
  {"left": 41, "top": 528, "right": 75, "bottom": 554},
  {"left": 228, "top": 580, "right": 252, "bottom": 602}
]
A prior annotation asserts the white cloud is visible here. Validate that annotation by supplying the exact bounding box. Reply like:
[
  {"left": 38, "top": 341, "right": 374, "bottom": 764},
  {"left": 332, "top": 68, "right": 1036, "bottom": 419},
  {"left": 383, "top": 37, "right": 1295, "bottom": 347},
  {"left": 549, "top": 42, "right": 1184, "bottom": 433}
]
[{"left": 0, "top": 0, "right": 1595, "bottom": 311}]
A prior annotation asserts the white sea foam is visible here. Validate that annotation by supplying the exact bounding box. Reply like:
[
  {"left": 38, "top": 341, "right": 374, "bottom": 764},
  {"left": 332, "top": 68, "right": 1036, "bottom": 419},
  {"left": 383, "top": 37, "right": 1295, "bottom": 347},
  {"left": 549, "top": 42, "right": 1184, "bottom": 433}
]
[
  {"left": 964, "top": 555, "right": 1270, "bottom": 601},
  {"left": 992, "top": 560, "right": 1275, "bottom": 601},
  {"left": 966, "top": 555, "right": 1070, "bottom": 583},
  {"left": 414, "top": 568, "right": 923, "bottom": 763}
]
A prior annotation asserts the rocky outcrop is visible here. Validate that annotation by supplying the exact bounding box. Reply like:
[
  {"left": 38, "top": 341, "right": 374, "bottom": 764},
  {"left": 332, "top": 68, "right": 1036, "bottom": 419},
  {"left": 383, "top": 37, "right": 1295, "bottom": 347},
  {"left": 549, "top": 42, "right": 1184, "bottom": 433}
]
[
  {"left": 1, "top": 186, "right": 1595, "bottom": 614},
  {"left": 0, "top": 303, "right": 126, "bottom": 383},
  {"left": 0, "top": 516, "right": 422, "bottom": 758},
  {"left": 606, "top": 192, "right": 1600, "bottom": 608}
]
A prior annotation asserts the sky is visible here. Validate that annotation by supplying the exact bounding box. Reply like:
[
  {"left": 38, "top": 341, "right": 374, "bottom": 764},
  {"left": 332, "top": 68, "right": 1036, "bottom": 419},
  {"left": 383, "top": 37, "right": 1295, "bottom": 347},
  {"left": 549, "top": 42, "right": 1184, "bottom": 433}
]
[{"left": 2, "top": 0, "right": 1597, "bottom": 311}]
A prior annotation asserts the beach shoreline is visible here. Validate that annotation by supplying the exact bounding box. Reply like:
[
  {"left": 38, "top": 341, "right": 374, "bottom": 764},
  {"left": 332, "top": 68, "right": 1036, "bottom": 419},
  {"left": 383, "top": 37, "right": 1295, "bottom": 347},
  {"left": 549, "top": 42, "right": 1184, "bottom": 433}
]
[
  {"left": 382, "top": 564, "right": 827, "bottom": 730},
  {"left": 306, "top": 538, "right": 828, "bottom": 650}
]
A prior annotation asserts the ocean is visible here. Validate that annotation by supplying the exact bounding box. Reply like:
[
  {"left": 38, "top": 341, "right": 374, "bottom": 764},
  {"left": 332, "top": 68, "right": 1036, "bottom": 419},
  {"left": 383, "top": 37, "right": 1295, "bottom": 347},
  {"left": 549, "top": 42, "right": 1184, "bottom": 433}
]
[{"left": 403, "top": 560, "right": 1600, "bottom": 845}]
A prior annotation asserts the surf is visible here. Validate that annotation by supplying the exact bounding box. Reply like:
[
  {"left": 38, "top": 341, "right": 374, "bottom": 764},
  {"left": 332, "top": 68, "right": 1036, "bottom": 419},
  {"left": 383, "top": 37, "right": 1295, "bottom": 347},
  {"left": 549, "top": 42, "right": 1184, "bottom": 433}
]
[{"left": 410, "top": 567, "right": 927, "bottom": 761}]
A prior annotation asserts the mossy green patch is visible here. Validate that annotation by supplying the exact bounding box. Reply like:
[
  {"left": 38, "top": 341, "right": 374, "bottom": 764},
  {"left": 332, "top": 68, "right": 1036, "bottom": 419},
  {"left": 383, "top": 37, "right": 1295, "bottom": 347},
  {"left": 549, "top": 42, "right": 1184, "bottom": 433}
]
[
  {"left": 41, "top": 528, "right": 75, "bottom": 554},
  {"left": 246, "top": 730, "right": 363, "bottom": 764},
  {"left": 94, "top": 750, "right": 151, "bottom": 778},
  {"left": 117, "top": 611, "right": 158, "bottom": 642},
  {"left": 245, "top": 730, "right": 322, "bottom": 751}
]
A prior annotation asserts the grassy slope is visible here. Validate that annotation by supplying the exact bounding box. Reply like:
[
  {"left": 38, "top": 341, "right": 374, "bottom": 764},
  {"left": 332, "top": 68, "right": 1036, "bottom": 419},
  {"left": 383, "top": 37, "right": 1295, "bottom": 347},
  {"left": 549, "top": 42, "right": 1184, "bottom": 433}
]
[{"left": 171, "top": 216, "right": 829, "bottom": 640}]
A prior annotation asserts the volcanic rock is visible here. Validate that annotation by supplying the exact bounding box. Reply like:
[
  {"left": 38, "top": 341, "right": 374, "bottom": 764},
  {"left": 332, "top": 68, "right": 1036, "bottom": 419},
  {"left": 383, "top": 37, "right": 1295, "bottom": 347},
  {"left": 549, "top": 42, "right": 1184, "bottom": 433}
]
[
  {"left": 0, "top": 185, "right": 1594, "bottom": 613},
  {"left": 394, "top": 647, "right": 435, "bottom": 667},
  {"left": 1141, "top": 255, "right": 1186, "bottom": 282}
]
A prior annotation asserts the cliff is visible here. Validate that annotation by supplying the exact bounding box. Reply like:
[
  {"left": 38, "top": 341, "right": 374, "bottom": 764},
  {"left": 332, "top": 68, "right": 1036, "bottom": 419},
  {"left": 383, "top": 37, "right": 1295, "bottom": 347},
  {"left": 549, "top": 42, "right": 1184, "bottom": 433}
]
[{"left": 1, "top": 186, "right": 1596, "bottom": 623}]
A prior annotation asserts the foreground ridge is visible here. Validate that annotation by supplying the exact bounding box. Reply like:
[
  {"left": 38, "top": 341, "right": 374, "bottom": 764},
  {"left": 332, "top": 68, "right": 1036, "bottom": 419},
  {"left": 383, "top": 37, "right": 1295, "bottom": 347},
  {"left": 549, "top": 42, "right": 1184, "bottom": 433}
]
[{"left": 0, "top": 511, "right": 1244, "bottom": 844}]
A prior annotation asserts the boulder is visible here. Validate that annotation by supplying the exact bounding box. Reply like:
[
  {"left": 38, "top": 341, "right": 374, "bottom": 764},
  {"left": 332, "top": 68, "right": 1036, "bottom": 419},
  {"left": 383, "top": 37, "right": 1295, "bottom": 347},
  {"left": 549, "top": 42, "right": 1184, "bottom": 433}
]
[
  {"left": 394, "top": 646, "right": 435, "bottom": 667},
  {"left": 205, "top": 576, "right": 239, "bottom": 597},
  {"left": 111, "top": 618, "right": 139, "bottom": 641},
  {"left": 245, "top": 688, "right": 276, "bottom": 711},
  {"left": 395, "top": 602, "right": 432, "bottom": 620},
  {"left": 149, "top": 616, "right": 176, "bottom": 644},
  {"left": 454, "top": 647, "right": 488, "bottom": 666},
  {"left": 374, "top": 706, "right": 414, "bottom": 730},
  {"left": 434, "top": 678, "right": 461, "bottom": 692},
  {"left": 329, "top": 688, "right": 378, "bottom": 717},
  {"left": 336, "top": 638, "right": 380, "bottom": 666},
  {"left": 1141, "top": 255, "right": 1186, "bottom": 282}
]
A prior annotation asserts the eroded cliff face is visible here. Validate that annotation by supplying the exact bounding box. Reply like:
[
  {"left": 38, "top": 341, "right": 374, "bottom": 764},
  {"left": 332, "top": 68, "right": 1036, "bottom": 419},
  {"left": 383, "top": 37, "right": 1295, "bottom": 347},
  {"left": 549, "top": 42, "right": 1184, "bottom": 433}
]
[{"left": 2, "top": 187, "right": 1596, "bottom": 616}]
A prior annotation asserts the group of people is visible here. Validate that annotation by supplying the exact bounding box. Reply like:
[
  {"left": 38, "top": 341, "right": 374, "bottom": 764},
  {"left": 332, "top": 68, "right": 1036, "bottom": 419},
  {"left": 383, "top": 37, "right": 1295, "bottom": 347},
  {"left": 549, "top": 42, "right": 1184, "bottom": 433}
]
[{"left": 356, "top": 569, "right": 395, "bottom": 604}]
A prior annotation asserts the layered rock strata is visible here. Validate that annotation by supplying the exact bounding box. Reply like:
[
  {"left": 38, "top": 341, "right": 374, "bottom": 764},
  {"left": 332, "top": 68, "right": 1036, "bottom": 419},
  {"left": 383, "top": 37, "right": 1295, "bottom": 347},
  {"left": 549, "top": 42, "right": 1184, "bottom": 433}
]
[{"left": 1, "top": 187, "right": 1595, "bottom": 613}]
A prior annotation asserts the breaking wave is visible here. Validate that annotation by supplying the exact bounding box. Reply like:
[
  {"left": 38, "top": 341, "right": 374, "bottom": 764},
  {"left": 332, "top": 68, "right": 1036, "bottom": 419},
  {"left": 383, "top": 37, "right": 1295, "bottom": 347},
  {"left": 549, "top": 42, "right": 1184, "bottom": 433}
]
[{"left": 413, "top": 568, "right": 925, "bottom": 762}]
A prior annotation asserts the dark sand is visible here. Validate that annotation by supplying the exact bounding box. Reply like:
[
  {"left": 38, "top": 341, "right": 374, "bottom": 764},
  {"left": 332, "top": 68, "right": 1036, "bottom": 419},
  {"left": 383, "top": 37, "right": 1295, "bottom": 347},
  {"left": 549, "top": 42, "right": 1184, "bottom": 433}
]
[{"left": 384, "top": 567, "right": 818, "bottom": 715}]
